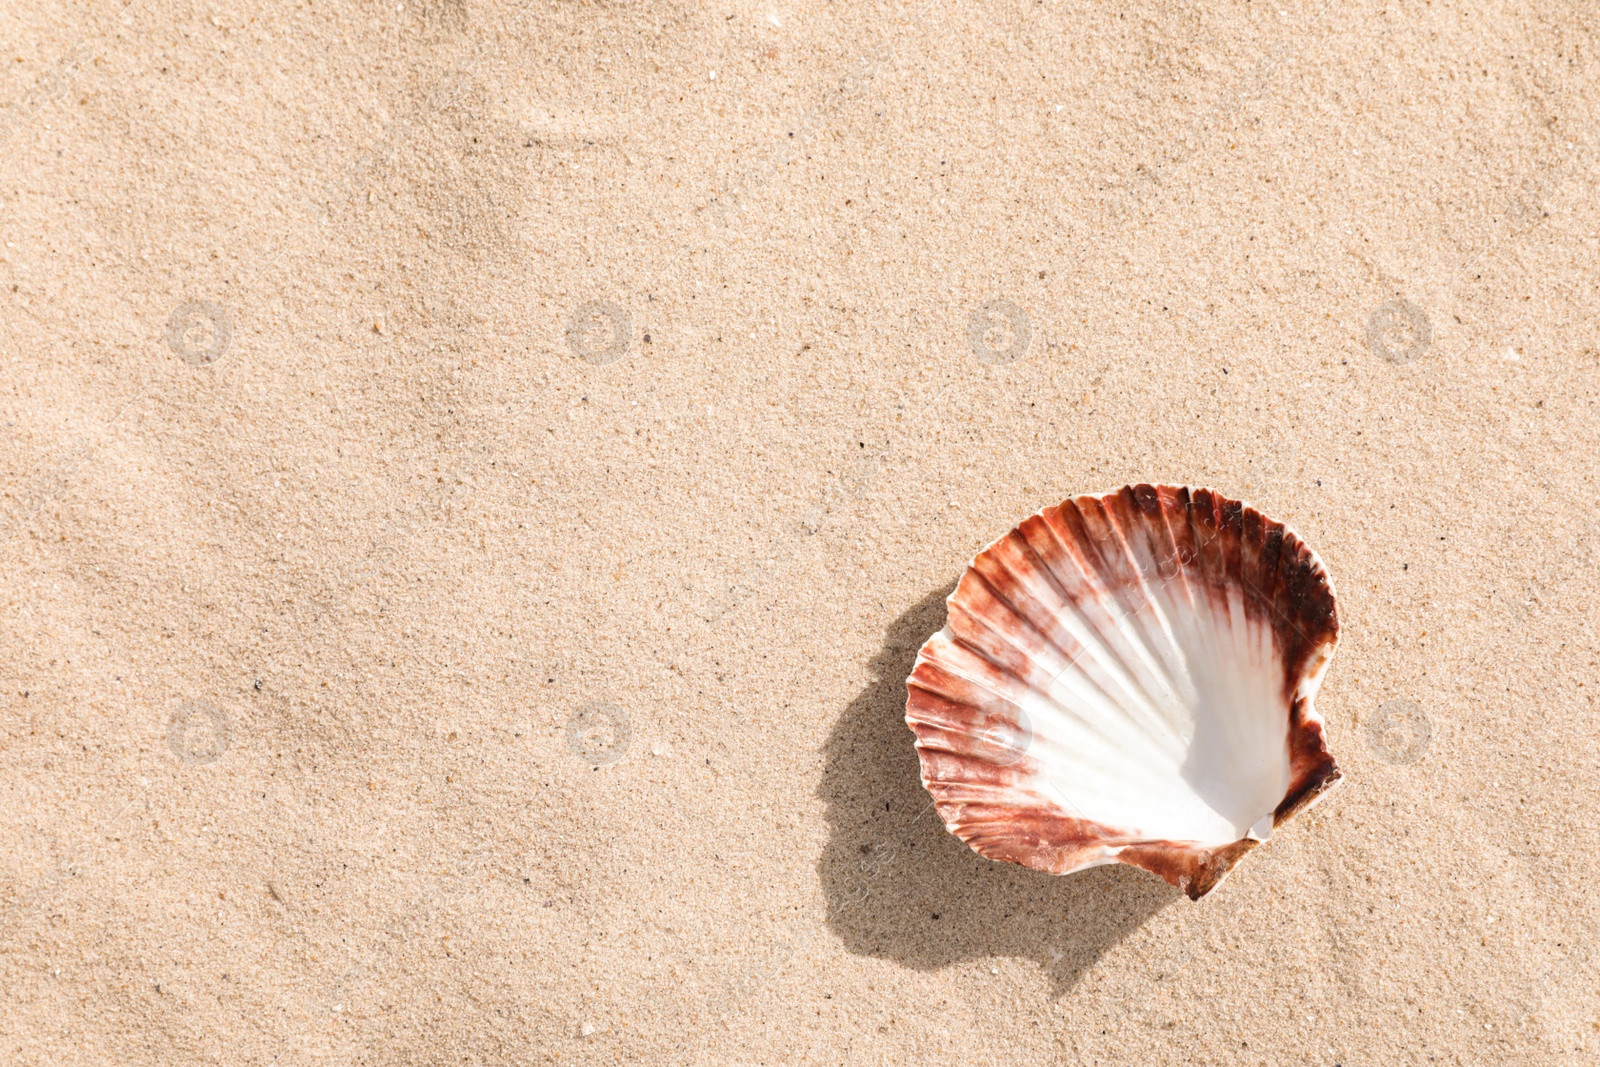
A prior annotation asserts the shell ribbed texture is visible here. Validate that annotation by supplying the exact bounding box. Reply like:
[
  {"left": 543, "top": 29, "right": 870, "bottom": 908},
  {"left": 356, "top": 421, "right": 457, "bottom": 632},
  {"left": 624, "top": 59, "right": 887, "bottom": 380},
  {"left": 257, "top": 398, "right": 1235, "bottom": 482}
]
[{"left": 906, "top": 485, "right": 1341, "bottom": 899}]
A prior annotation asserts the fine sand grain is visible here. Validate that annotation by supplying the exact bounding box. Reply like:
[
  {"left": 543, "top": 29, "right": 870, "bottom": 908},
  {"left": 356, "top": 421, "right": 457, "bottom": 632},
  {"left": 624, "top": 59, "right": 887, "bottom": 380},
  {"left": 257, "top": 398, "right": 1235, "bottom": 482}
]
[{"left": 2, "top": 1, "right": 1598, "bottom": 1063}]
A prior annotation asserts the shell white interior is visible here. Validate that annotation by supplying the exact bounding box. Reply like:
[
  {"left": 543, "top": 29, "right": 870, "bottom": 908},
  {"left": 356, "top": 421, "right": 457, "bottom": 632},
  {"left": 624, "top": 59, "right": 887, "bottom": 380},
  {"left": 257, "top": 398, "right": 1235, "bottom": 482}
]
[{"left": 1000, "top": 570, "right": 1292, "bottom": 849}]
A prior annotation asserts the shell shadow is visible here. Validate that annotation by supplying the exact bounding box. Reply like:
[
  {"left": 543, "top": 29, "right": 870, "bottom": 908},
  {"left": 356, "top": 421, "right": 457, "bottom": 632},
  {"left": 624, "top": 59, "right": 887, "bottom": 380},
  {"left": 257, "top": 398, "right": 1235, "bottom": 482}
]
[{"left": 817, "top": 583, "right": 1178, "bottom": 995}]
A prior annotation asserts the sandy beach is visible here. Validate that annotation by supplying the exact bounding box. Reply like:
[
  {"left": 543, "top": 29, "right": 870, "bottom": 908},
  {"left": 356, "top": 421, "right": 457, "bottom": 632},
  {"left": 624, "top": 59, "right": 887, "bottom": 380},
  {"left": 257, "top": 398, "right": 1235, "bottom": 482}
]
[{"left": 2, "top": 1, "right": 1597, "bottom": 1062}]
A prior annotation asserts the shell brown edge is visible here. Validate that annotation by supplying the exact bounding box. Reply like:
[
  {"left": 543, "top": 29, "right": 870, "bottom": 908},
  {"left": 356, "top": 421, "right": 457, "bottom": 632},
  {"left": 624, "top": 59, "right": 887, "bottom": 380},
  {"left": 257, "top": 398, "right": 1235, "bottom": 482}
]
[{"left": 904, "top": 483, "right": 1342, "bottom": 901}]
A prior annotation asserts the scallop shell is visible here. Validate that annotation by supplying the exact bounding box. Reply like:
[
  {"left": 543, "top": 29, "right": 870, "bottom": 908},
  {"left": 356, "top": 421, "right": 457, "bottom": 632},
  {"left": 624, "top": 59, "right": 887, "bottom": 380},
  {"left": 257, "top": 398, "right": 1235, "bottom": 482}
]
[{"left": 905, "top": 485, "right": 1340, "bottom": 899}]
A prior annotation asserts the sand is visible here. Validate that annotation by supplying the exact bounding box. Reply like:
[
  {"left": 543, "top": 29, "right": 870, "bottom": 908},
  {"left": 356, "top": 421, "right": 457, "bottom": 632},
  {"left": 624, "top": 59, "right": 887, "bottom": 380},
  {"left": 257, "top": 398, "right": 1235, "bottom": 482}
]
[{"left": 2, "top": 0, "right": 1597, "bottom": 1063}]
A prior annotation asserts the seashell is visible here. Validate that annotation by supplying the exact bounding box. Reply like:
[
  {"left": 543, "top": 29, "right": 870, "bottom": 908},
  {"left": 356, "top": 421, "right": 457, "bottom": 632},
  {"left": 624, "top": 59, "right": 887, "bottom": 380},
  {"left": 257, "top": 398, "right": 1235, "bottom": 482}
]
[{"left": 905, "top": 485, "right": 1340, "bottom": 899}]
